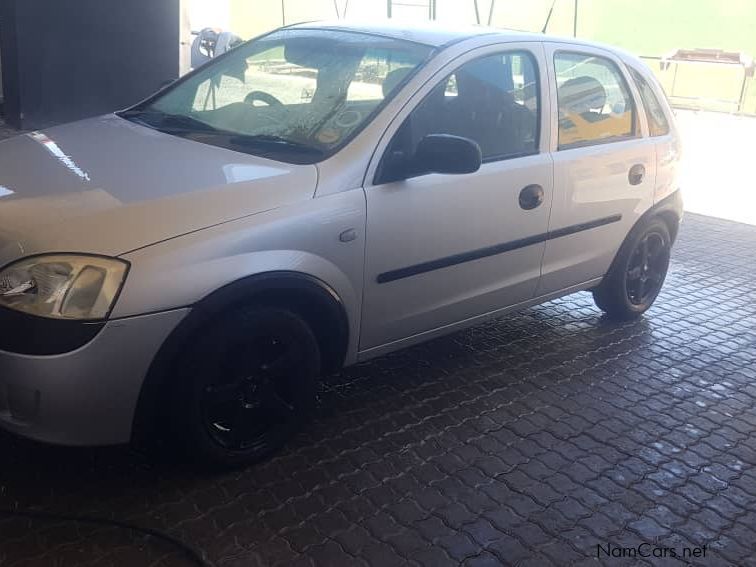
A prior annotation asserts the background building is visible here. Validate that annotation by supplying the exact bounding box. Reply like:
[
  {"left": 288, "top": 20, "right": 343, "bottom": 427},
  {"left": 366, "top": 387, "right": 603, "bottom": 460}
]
[
  {"left": 0, "top": 0, "right": 753, "bottom": 129},
  {"left": 208, "top": 0, "right": 756, "bottom": 114}
]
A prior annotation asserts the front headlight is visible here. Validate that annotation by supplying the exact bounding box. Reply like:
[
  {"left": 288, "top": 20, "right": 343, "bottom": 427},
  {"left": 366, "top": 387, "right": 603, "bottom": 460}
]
[{"left": 0, "top": 254, "right": 129, "bottom": 320}]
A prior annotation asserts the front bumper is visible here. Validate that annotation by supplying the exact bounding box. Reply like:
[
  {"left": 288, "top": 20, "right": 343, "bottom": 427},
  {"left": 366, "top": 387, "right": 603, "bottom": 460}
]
[{"left": 0, "top": 308, "right": 189, "bottom": 446}]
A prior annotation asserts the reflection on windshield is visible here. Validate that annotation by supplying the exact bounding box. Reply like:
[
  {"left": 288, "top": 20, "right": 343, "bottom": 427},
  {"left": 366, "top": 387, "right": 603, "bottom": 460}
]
[{"left": 120, "top": 29, "right": 433, "bottom": 164}]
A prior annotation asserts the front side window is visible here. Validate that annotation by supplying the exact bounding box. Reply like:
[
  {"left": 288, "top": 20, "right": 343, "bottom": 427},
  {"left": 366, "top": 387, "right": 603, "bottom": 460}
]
[
  {"left": 378, "top": 50, "right": 539, "bottom": 180},
  {"left": 555, "top": 52, "right": 637, "bottom": 149},
  {"left": 120, "top": 30, "right": 432, "bottom": 164},
  {"left": 628, "top": 67, "right": 670, "bottom": 137}
]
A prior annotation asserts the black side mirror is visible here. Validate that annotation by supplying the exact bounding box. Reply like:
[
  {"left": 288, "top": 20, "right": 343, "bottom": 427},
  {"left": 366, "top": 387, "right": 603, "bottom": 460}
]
[
  {"left": 414, "top": 134, "right": 482, "bottom": 176},
  {"left": 376, "top": 133, "right": 482, "bottom": 184}
]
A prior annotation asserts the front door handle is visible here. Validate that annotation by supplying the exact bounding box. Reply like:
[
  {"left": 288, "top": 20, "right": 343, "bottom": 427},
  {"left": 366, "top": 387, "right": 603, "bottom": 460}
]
[
  {"left": 628, "top": 164, "right": 646, "bottom": 186},
  {"left": 519, "top": 184, "right": 544, "bottom": 210}
]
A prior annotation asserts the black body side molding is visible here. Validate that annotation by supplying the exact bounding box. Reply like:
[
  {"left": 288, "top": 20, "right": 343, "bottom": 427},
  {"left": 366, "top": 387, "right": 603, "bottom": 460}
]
[{"left": 377, "top": 214, "right": 623, "bottom": 284}]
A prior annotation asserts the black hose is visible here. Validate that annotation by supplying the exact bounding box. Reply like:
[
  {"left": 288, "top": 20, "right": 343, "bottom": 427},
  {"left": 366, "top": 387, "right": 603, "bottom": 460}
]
[{"left": 0, "top": 508, "right": 211, "bottom": 567}]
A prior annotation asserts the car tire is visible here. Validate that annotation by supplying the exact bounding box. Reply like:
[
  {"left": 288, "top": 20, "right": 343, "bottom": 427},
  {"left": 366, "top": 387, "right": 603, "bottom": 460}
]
[
  {"left": 170, "top": 305, "right": 320, "bottom": 468},
  {"left": 593, "top": 218, "right": 672, "bottom": 321}
]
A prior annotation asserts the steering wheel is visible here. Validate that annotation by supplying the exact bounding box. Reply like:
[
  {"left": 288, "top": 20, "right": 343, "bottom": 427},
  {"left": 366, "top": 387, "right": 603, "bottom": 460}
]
[{"left": 244, "top": 91, "right": 284, "bottom": 107}]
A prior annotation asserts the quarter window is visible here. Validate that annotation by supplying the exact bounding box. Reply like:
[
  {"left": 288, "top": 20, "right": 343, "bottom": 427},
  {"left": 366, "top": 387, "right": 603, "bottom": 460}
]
[
  {"left": 628, "top": 67, "right": 670, "bottom": 137},
  {"left": 555, "top": 52, "right": 637, "bottom": 149},
  {"left": 383, "top": 50, "right": 540, "bottom": 170}
]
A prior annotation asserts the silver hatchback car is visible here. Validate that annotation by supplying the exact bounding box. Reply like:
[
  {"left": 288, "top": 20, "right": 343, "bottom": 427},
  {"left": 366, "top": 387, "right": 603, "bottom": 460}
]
[{"left": 0, "top": 22, "right": 681, "bottom": 466}]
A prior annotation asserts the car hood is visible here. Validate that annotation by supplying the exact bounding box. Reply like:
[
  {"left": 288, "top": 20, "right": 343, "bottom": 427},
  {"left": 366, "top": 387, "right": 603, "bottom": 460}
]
[{"left": 0, "top": 114, "right": 318, "bottom": 267}]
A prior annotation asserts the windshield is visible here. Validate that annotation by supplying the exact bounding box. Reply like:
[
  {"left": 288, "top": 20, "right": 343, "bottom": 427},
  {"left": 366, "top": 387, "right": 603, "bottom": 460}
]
[{"left": 120, "top": 29, "right": 433, "bottom": 164}]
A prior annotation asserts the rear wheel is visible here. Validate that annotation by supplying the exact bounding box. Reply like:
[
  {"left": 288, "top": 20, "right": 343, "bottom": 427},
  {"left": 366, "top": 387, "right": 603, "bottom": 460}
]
[
  {"left": 593, "top": 218, "right": 671, "bottom": 320},
  {"left": 171, "top": 305, "right": 320, "bottom": 468}
]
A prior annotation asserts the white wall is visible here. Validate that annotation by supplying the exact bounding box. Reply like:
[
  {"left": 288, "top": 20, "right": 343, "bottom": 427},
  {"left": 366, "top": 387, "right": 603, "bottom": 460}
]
[{"left": 189, "top": 0, "right": 231, "bottom": 31}]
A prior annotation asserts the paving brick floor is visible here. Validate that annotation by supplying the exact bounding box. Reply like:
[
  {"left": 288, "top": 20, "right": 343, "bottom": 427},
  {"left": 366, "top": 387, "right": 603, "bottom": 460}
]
[{"left": 1, "top": 212, "right": 755, "bottom": 566}]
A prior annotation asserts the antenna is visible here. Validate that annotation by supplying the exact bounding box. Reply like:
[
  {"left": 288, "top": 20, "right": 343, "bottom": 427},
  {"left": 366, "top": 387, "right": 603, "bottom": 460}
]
[{"left": 542, "top": 0, "right": 557, "bottom": 33}]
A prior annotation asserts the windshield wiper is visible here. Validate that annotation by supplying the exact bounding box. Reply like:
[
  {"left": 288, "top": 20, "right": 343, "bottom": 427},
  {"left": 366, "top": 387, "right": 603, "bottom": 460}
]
[
  {"left": 119, "top": 109, "right": 220, "bottom": 134},
  {"left": 119, "top": 112, "right": 324, "bottom": 160},
  {"left": 228, "top": 134, "right": 323, "bottom": 156}
]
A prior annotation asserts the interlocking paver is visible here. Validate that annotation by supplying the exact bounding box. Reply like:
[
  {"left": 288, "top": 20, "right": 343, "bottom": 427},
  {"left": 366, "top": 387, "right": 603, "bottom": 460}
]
[{"left": 2, "top": 108, "right": 756, "bottom": 567}]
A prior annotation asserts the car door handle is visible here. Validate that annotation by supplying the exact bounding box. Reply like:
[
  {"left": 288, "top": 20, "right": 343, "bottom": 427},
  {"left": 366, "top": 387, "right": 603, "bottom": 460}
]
[
  {"left": 628, "top": 164, "right": 646, "bottom": 186},
  {"left": 519, "top": 184, "right": 544, "bottom": 210}
]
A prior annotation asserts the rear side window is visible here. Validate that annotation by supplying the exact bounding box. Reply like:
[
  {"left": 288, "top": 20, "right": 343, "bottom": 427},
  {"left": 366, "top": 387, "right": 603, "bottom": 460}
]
[
  {"left": 628, "top": 67, "right": 670, "bottom": 137},
  {"left": 555, "top": 52, "right": 637, "bottom": 149}
]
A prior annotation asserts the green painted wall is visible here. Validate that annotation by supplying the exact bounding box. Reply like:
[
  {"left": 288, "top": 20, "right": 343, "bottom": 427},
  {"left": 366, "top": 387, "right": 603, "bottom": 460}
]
[
  {"left": 541, "top": 0, "right": 756, "bottom": 113},
  {"left": 570, "top": 0, "right": 756, "bottom": 58}
]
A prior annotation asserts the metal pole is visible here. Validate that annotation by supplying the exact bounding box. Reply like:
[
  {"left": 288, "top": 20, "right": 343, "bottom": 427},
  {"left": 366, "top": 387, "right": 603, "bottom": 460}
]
[
  {"left": 473, "top": 0, "right": 480, "bottom": 24},
  {"left": 671, "top": 62, "right": 679, "bottom": 99},
  {"left": 281, "top": 0, "right": 286, "bottom": 26},
  {"left": 344, "top": 0, "right": 350, "bottom": 17},
  {"left": 333, "top": 0, "right": 340, "bottom": 18},
  {"left": 387, "top": 0, "right": 392, "bottom": 18},
  {"left": 487, "top": 0, "right": 496, "bottom": 25},
  {"left": 737, "top": 70, "right": 748, "bottom": 114},
  {"left": 573, "top": 0, "right": 579, "bottom": 37}
]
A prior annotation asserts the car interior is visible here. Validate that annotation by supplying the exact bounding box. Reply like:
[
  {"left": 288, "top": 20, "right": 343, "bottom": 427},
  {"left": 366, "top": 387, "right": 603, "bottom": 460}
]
[
  {"left": 556, "top": 73, "right": 634, "bottom": 146},
  {"left": 185, "top": 39, "right": 425, "bottom": 154},
  {"left": 381, "top": 52, "right": 539, "bottom": 180}
]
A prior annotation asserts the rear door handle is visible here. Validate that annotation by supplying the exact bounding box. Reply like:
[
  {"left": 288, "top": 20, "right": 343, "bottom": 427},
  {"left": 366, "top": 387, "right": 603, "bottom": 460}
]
[
  {"left": 628, "top": 164, "right": 646, "bottom": 186},
  {"left": 519, "top": 184, "right": 544, "bottom": 210}
]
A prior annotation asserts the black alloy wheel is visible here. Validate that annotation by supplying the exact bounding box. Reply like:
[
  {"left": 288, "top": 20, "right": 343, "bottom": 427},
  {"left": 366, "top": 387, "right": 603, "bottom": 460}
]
[
  {"left": 172, "top": 306, "right": 320, "bottom": 468},
  {"left": 625, "top": 229, "right": 669, "bottom": 306},
  {"left": 593, "top": 218, "right": 672, "bottom": 320},
  {"left": 202, "top": 334, "right": 301, "bottom": 453}
]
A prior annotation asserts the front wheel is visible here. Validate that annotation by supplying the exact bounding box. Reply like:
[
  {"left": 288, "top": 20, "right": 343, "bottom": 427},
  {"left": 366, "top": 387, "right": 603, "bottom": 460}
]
[
  {"left": 171, "top": 305, "right": 320, "bottom": 468},
  {"left": 593, "top": 218, "right": 672, "bottom": 320}
]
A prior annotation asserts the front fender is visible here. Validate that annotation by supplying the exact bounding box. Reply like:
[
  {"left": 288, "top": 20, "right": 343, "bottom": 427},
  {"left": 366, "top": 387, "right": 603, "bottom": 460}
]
[
  {"left": 114, "top": 190, "right": 366, "bottom": 363},
  {"left": 116, "top": 248, "right": 359, "bottom": 323}
]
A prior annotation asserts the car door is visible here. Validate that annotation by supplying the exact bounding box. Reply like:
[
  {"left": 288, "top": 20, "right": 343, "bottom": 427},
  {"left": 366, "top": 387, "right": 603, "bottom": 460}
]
[
  {"left": 359, "top": 43, "right": 553, "bottom": 354},
  {"left": 537, "top": 44, "right": 657, "bottom": 296},
  {"left": 626, "top": 64, "right": 681, "bottom": 205}
]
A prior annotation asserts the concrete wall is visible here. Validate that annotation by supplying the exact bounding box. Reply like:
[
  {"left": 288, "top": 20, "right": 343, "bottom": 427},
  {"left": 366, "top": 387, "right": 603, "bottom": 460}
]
[{"left": 0, "top": 0, "right": 180, "bottom": 129}]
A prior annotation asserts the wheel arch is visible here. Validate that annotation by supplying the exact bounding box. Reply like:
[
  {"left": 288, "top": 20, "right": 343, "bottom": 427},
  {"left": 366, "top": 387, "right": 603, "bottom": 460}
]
[
  {"left": 649, "top": 189, "right": 683, "bottom": 243},
  {"left": 656, "top": 209, "right": 681, "bottom": 244},
  {"left": 610, "top": 190, "right": 683, "bottom": 269},
  {"left": 131, "top": 271, "right": 350, "bottom": 446}
]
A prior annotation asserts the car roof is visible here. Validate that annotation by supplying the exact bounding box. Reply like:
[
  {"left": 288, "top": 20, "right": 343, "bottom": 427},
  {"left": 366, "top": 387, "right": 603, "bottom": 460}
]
[
  {"left": 284, "top": 21, "right": 647, "bottom": 71},
  {"left": 286, "top": 20, "right": 545, "bottom": 48}
]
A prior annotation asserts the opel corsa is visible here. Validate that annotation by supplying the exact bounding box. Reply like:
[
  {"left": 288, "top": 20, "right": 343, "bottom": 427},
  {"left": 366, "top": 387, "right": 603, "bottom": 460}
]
[{"left": 0, "top": 22, "right": 682, "bottom": 466}]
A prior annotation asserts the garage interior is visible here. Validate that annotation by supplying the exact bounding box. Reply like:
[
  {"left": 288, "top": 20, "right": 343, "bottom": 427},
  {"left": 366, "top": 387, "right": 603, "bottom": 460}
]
[{"left": 1, "top": 1, "right": 756, "bottom": 566}]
